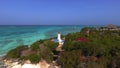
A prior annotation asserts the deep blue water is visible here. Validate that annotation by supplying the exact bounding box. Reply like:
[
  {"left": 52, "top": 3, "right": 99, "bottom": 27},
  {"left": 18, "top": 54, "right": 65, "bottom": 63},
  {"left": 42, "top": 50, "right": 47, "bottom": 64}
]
[{"left": 0, "top": 25, "right": 99, "bottom": 56}]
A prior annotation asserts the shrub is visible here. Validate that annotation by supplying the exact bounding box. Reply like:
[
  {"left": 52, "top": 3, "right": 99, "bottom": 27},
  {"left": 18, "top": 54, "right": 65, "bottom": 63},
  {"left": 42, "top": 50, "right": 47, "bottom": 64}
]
[
  {"left": 44, "top": 40, "right": 58, "bottom": 51},
  {"left": 6, "top": 45, "right": 28, "bottom": 59},
  {"left": 58, "top": 50, "right": 81, "bottom": 68},
  {"left": 30, "top": 41, "right": 41, "bottom": 51},
  {"left": 21, "top": 53, "right": 41, "bottom": 63}
]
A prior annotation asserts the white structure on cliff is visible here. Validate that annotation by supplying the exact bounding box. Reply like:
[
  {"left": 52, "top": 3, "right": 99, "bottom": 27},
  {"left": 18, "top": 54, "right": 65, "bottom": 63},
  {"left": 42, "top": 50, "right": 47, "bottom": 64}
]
[{"left": 57, "top": 32, "right": 62, "bottom": 44}]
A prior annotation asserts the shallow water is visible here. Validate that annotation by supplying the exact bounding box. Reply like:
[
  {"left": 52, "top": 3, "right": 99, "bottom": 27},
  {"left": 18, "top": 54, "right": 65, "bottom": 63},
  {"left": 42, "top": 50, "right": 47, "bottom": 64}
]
[{"left": 0, "top": 25, "right": 98, "bottom": 56}]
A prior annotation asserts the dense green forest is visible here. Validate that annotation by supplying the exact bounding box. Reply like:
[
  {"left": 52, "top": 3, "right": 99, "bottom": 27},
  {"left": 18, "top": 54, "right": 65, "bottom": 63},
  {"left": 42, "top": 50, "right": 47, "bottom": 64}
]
[{"left": 6, "top": 27, "right": 120, "bottom": 68}]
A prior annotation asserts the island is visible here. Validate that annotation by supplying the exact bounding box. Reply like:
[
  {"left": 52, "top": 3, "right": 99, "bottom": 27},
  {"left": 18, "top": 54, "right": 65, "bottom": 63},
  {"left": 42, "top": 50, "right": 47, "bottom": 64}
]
[{"left": 1, "top": 24, "right": 120, "bottom": 68}]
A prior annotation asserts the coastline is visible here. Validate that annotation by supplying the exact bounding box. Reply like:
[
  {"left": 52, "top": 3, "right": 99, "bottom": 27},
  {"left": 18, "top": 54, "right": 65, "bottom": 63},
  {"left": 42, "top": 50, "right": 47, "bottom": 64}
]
[
  {"left": 0, "top": 25, "right": 86, "bottom": 56},
  {"left": 1, "top": 24, "right": 120, "bottom": 68}
]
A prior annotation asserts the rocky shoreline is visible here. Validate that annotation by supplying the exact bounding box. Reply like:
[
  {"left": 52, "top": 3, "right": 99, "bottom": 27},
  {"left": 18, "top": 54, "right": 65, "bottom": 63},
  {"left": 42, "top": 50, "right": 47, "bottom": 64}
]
[
  {"left": 0, "top": 56, "right": 22, "bottom": 68},
  {"left": 0, "top": 56, "right": 60, "bottom": 68},
  {"left": 0, "top": 56, "right": 6, "bottom": 68}
]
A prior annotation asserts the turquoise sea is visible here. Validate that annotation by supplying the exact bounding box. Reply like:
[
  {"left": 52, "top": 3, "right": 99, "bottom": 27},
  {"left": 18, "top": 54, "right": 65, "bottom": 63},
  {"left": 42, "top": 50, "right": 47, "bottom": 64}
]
[{"left": 0, "top": 25, "right": 99, "bottom": 56}]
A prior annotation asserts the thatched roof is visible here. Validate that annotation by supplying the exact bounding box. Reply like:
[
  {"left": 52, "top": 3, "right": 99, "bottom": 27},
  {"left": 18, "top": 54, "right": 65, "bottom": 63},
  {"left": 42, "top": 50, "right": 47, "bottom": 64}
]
[{"left": 105, "top": 24, "right": 117, "bottom": 29}]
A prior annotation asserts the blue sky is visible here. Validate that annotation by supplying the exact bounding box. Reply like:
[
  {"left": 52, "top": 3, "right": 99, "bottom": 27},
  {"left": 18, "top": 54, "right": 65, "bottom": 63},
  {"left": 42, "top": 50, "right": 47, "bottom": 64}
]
[{"left": 0, "top": 0, "right": 120, "bottom": 25}]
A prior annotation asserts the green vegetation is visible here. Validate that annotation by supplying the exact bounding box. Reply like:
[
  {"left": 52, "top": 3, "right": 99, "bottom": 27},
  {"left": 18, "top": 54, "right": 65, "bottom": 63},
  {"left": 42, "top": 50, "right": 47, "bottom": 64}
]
[
  {"left": 6, "top": 45, "right": 28, "bottom": 59},
  {"left": 30, "top": 40, "right": 44, "bottom": 51},
  {"left": 62, "top": 27, "right": 120, "bottom": 68},
  {"left": 59, "top": 50, "right": 81, "bottom": 68},
  {"left": 44, "top": 40, "right": 58, "bottom": 51},
  {"left": 6, "top": 40, "right": 54, "bottom": 63},
  {"left": 6, "top": 27, "right": 120, "bottom": 68}
]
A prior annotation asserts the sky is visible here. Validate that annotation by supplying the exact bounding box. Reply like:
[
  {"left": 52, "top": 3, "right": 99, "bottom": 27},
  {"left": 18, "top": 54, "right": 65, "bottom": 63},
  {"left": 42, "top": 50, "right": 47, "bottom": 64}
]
[{"left": 0, "top": 0, "right": 120, "bottom": 25}]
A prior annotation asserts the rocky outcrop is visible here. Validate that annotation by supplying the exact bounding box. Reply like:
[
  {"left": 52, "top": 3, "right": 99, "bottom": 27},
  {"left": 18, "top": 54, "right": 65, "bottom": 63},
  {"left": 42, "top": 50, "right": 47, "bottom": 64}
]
[{"left": 21, "top": 49, "right": 36, "bottom": 57}]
